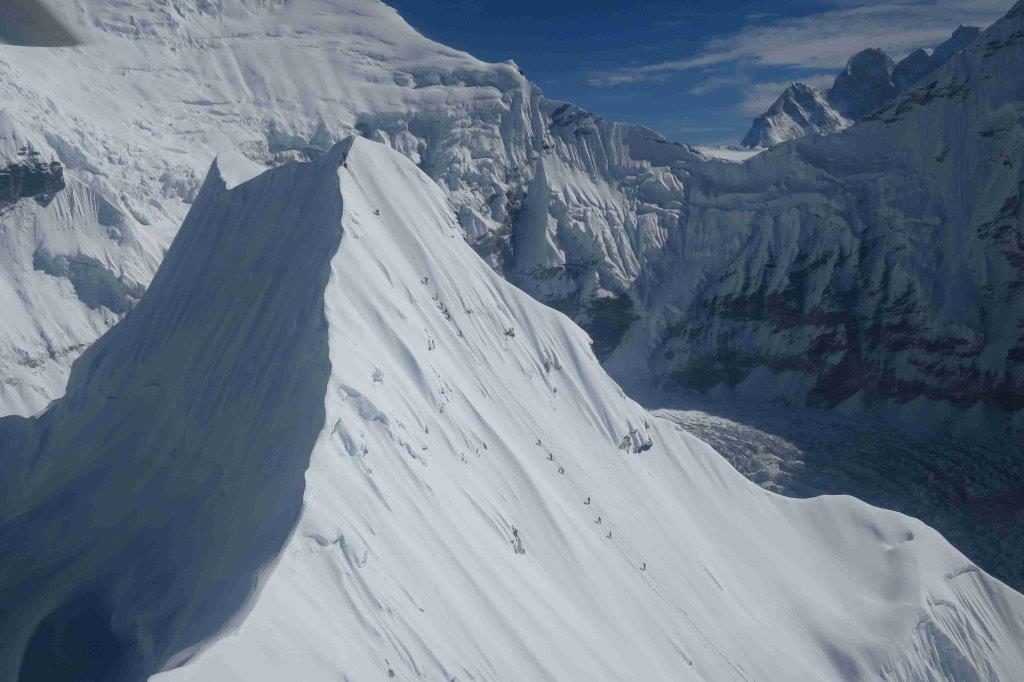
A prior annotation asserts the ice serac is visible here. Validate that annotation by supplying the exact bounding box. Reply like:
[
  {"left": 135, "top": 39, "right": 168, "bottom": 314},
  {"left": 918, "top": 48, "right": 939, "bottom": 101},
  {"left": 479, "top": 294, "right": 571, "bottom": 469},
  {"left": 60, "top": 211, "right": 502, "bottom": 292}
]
[
  {"left": 0, "top": 143, "right": 347, "bottom": 680},
  {"left": 1, "top": 135, "right": 1005, "bottom": 681},
  {"left": 741, "top": 82, "right": 851, "bottom": 148}
]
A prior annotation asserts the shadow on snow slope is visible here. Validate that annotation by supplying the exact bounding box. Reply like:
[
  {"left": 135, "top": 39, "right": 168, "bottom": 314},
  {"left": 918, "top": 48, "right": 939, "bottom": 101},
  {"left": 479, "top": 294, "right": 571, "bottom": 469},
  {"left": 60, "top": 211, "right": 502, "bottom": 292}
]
[{"left": 0, "top": 143, "right": 350, "bottom": 680}]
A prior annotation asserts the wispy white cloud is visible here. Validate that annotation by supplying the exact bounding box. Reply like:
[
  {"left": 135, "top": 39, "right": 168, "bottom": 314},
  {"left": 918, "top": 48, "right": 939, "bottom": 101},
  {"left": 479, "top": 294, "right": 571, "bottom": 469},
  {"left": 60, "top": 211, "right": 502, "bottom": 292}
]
[
  {"left": 687, "top": 74, "right": 748, "bottom": 96},
  {"left": 587, "top": 0, "right": 1009, "bottom": 87}
]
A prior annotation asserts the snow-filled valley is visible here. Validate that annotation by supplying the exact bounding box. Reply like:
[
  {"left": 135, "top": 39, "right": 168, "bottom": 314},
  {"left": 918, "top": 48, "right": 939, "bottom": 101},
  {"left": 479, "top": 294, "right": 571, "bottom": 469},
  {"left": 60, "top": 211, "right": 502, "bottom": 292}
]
[{"left": 4, "top": 137, "right": 1024, "bottom": 681}]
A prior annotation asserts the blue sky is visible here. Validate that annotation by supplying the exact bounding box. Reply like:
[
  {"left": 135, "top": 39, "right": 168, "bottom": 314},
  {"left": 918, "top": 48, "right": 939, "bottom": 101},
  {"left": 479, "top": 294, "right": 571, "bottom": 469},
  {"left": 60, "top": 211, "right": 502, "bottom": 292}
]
[{"left": 386, "top": 0, "right": 1010, "bottom": 145}]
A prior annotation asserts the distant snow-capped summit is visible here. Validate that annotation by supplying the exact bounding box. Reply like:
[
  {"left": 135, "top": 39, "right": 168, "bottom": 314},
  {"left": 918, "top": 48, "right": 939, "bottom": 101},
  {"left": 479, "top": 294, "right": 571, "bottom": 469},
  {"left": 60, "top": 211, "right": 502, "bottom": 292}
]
[
  {"left": 741, "top": 82, "right": 850, "bottom": 148},
  {"left": 742, "top": 25, "right": 981, "bottom": 148}
]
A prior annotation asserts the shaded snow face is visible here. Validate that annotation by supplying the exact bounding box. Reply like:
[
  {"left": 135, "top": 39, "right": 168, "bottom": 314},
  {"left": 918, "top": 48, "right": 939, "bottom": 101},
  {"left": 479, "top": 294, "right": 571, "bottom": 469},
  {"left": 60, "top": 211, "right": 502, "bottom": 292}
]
[
  {"left": 0, "top": 145, "right": 348, "bottom": 680},
  {"left": 0, "top": 0, "right": 80, "bottom": 46}
]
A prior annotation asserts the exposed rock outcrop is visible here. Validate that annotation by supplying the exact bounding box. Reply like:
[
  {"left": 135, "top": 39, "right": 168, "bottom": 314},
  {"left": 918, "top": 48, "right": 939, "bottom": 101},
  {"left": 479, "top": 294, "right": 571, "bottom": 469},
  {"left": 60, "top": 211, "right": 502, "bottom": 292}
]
[{"left": 0, "top": 152, "right": 65, "bottom": 209}]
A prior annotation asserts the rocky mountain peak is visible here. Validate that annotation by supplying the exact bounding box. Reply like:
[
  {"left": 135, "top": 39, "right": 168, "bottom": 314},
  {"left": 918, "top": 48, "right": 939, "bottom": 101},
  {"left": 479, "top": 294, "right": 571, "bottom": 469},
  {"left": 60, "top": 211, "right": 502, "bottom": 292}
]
[
  {"left": 933, "top": 24, "right": 982, "bottom": 62},
  {"left": 743, "top": 24, "right": 984, "bottom": 147},
  {"left": 740, "top": 82, "right": 849, "bottom": 148},
  {"left": 892, "top": 48, "right": 933, "bottom": 91},
  {"left": 829, "top": 48, "right": 898, "bottom": 119}
]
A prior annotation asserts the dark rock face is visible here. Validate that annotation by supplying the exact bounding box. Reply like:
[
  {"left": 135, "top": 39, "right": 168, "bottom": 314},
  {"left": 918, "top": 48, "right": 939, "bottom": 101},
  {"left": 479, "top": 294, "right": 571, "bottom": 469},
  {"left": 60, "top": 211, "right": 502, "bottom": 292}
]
[
  {"left": 892, "top": 48, "right": 933, "bottom": 91},
  {"left": 829, "top": 48, "right": 898, "bottom": 120},
  {"left": 0, "top": 153, "right": 66, "bottom": 209},
  {"left": 933, "top": 25, "right": 983, "bottom": 63}
]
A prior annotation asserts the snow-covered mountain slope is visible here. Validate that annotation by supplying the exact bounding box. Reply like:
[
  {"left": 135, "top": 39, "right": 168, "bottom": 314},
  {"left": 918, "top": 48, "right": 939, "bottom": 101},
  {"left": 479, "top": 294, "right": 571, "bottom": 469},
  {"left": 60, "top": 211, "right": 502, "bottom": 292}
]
[
  {"left": 0, "top": 2, "right": 1020, "bottom": 444},
  {"left": 0, "top": 0, "right": 712, "bottom": 420},
  {"left": 741, "top": 82, "right": 851, "bottom": 148},
  {"left": 654, "top": 396, "right": 1024, "bottom": 597},
  {"left": 610, "top": 3, "right": 1024, "bottom": 445},
  {"left": 4, "top": 137, "right": 1024, "bottom": 682},
  {"left": 0, "top": 0, "right": 80, "bottom": 47},
  {"left": 743, "top": 26, "right": 982, "bottom": 148},
  {"left": 0, "top": 0, "right": 538, "bottom": 416}
]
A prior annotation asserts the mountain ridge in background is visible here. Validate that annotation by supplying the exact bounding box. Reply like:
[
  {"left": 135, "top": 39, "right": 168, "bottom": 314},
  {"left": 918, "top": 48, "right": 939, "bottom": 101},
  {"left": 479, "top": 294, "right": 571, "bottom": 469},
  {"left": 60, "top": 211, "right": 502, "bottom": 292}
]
[{"left": 742, "top": 25, "right": 982, "bottom": 148}]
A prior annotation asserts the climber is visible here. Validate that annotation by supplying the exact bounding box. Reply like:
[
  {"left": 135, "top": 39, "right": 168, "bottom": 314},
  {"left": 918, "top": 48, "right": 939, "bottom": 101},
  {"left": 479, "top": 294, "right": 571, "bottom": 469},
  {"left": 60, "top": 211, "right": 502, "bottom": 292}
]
[{"left": 584, "top": 496, "right": 590, "bottom": 505}]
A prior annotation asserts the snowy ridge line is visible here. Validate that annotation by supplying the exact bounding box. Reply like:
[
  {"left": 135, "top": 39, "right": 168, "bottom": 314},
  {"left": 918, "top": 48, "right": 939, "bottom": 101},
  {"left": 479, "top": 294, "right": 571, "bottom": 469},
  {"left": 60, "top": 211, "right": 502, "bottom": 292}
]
[
  {"left": 18, "top": 135, "right": 1018, "bottom": 681},
  {"left": 2, "top": 0, "right": 1020, "bottom": 450},
  {"left": 0, "top": 141, "right": 349, "bottom": 680},
  {"left": 163, "top": 137, "right": 1024, "bottom": 681},
  {"left": 1, "top": 134, "right": 1023, "bottom": 679}
]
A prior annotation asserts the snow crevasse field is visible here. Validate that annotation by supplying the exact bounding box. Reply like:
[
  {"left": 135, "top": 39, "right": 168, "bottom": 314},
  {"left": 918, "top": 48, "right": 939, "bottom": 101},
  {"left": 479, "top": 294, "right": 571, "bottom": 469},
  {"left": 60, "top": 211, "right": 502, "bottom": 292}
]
[{"left": 5, "top": 137, "right": 1020, "bottom": 681}]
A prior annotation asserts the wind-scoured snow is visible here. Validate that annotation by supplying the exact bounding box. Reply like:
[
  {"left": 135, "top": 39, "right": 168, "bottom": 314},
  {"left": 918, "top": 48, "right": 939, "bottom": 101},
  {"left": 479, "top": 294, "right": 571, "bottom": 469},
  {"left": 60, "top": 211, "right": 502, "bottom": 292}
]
[{"left": 2, "top": 136, "right": 1007, "bottom": 682}]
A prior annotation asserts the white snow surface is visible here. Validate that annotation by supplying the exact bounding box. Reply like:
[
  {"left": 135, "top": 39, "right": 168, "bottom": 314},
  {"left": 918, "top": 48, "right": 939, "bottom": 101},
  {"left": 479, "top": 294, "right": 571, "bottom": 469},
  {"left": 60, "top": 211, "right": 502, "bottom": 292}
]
[
  {"left": 0, "top": 0, "right": 537, "bottom": 416},
  {"left": 112, "top": 139, "right": 1024, "bottom": 681},
  {"left": 5, "top": 0, "right": 1018, "bottom": 442},
  {"left": 741, "top": 83, "right": 852, "bottom": 148}
]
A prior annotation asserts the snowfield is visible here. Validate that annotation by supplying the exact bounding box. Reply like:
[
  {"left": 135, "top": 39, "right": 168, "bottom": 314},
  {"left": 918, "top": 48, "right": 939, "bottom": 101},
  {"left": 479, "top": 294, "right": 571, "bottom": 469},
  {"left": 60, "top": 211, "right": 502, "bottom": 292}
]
[{"left": 4, "top": 138, "right": 1022, "bottom": 681}]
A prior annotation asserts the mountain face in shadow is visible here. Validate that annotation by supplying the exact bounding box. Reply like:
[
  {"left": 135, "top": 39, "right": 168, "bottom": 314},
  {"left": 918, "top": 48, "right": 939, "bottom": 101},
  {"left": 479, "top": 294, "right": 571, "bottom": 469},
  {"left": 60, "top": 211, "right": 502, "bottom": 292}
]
[{"left": 0, "top": 0, "right": 79, "bottom": 46}]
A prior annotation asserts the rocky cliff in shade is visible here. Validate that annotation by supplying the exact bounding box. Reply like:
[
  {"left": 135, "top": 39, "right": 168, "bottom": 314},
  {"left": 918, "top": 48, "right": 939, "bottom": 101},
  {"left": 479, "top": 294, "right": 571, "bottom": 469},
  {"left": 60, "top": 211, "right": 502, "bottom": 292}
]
[
  {"left": 742, "top": 26, "right": 982, "bottom": 148},
  {"left": 4, "top": 136, "right": 1024, "bottom": 682}
]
